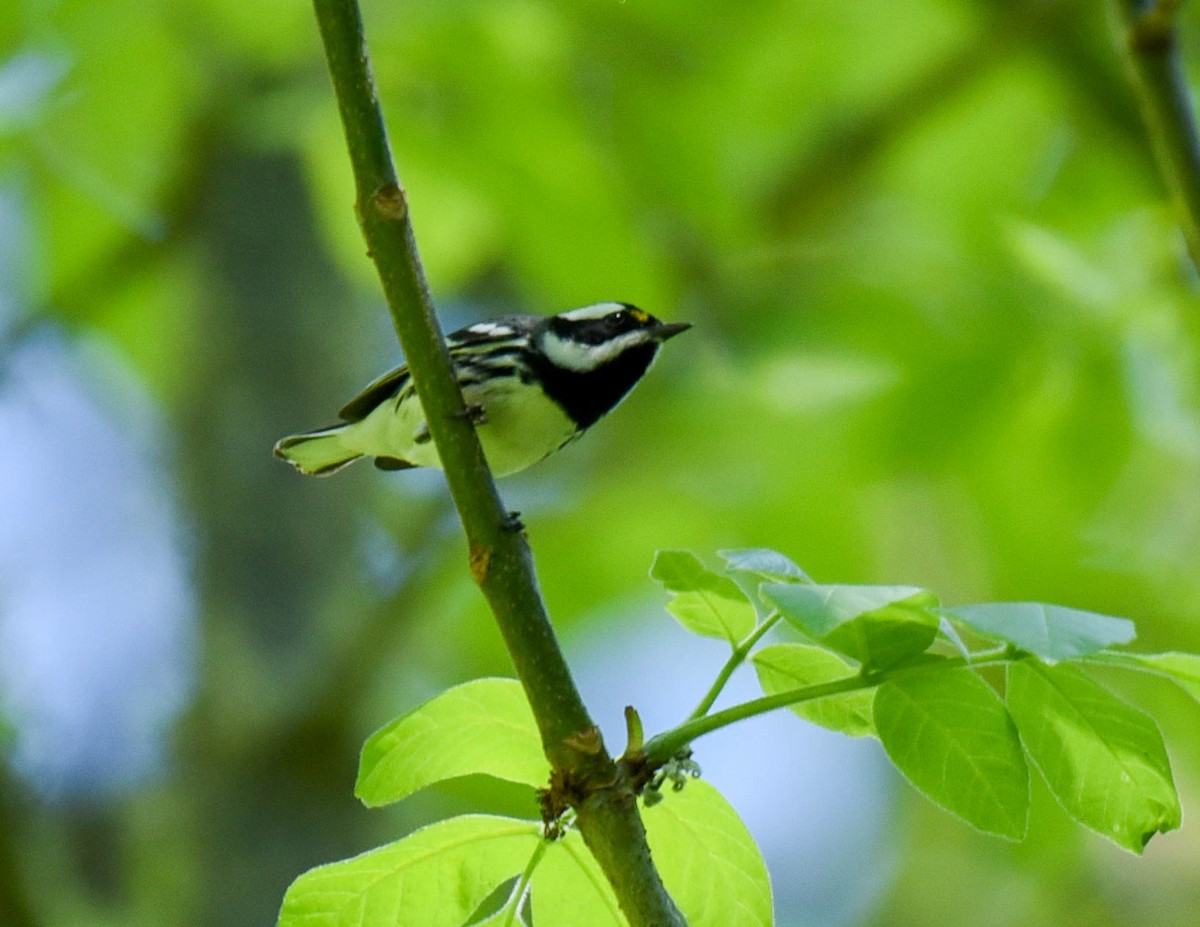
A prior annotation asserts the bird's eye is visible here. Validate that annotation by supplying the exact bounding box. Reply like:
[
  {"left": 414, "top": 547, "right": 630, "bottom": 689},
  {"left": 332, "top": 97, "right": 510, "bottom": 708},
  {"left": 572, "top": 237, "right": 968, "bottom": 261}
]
[{"left": 608, "top": 310, "right": 630, "bottom": 327}]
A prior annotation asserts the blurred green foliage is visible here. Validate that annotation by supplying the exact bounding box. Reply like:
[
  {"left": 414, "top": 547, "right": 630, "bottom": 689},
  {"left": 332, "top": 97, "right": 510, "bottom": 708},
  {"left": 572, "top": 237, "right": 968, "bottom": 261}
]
[{"left": 4, "top": 0, "right": 1200, "bottom": 925}]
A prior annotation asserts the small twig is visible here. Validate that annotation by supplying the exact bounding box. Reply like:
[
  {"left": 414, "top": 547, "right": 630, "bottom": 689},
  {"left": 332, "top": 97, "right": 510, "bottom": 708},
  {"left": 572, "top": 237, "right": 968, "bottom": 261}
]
[
  {"left": 1115, "top": 0, "right": 1200, "bottom": 274},
  {"left": 502, "top": 838, "right": 550, "bottom": 927},
  {"left": 686, "top": 612, "right": 783, "bottom": 721}
]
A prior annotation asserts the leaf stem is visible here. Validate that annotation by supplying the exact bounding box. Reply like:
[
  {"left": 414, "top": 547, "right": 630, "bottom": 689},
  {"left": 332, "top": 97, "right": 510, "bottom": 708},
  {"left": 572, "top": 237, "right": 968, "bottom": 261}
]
[
  {"left": 1114, "top": 0, "right": 1200, "bottom": 272},
  {"left": 502, "top": 839, "right": 550, "bottom": 927},
  {"left": 688, "top": 612, "right": 782, "bottom": 721},
  {"left": 643, "top": 647, "right": 1012, "bottom": 766}
]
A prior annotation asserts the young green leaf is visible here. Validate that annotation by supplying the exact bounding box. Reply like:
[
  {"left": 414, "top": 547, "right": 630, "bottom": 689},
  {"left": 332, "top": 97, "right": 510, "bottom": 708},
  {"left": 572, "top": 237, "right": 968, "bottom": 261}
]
[
  {"left": 652, "top": 550, "right": 757, "bottom": 645},
  {"left": 874, "top": 668, "right": 1028, "bottom": 840},
  {"left": 530, "top": 830, "right": 623, "bottom": 926},
  {"left": 356, "top": 678, "right": 547, "bottom": 807},
  {"left": 1091, "top": 651, "right": 1200, "bottom": 703},
  {"left": 718, "top": 548, "right": 812, "bottom": 584},
  {"left": 643, "top": 779, "right": 774, "bottom": 927},
  {"left": 762, "top": 583, "right": 939, "bottom": 671},
  {"left": 752, "top": 643, "right": 874, "bottom": 737},
  {"left": 1006, "top": 660, "right": 1180, "bottom": 853},
  {"left": 276, "top": 815, "right": 538, "bottom": 927},
  {"left": 943, "top": 602, "right": 1134, "bottom": 662}
]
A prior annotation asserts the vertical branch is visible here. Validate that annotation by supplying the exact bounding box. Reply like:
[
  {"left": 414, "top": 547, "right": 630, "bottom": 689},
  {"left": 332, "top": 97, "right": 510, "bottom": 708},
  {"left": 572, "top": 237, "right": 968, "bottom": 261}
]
[
  {"left": 1115, "top": 0, "right": 1200, "bottom": 272},
  {"left": 311, "top": 0, "right": 591, "bottom": 777},
  {"left": 308, "top": 1, "right": 684, "bottom": 923}
]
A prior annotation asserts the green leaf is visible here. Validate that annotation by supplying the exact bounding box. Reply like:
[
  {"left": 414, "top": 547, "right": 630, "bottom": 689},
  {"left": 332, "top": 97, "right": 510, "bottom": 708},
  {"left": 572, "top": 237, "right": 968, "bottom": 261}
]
[
  {"left": 1091, "top": 651, "right": 1200, "bottom": 703},
  {"left": 874, "top": 668, "right": 1028, "bottom": 840},
  {"left": 651, "top": 550, "right": 757, "bottom": 645},
  {"left": 643, "top": 779, "right": 773, "bottom": 927},
  {"left": 356, "top": 678, "right": 547, "bottom": 807},
  {"left": 752, "top": 643, "right": 874, "bottom": 736},
  {"left": 531, "top": 831, "right": 623, "bottom": 926},
  {"left": 276, "top": 815, "right": 537, "bottom": 927},
  {"left": 469, "top": 908, "right": 528, "bottom": 927},
  {"left": 944, "top": 602, "right": 1135, "bottom": 662},
  {"left": 718, "top": 548, "right": 812, "bottom": 584},
  {"left": 762, "top": 583, "right": 939, "bottom": 670},
  {"left": 937, "top": 615, "right": 972, "bottom": 658},
  {"left": 1006, "top": 660, "right": 1181, "bottom": 853}
]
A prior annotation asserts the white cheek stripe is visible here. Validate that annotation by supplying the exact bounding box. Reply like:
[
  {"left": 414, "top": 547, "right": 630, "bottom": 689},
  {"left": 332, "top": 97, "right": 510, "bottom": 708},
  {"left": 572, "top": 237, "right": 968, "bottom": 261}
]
[{"left": 541, "top": 329, "right": 648, "bottom": 372}]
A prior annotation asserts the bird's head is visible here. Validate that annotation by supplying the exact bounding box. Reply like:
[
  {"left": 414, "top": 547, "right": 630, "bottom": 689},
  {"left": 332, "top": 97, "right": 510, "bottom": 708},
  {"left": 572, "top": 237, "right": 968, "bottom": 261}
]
[{"left": 536, "top": 302, "right": 691, "bottom": 373}]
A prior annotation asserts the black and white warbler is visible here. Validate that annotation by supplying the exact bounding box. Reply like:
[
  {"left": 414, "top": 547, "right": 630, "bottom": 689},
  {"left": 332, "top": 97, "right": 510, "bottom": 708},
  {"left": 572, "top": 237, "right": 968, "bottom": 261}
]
[{"left": 273, "top": 302, "right": 690, "bottom": 477}]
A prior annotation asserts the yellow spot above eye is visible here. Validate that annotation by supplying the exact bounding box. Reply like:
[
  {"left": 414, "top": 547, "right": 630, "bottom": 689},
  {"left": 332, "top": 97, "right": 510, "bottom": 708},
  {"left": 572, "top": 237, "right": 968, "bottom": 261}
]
[{"left": 630, "top": 309, "right": 650, "bottom": 324}]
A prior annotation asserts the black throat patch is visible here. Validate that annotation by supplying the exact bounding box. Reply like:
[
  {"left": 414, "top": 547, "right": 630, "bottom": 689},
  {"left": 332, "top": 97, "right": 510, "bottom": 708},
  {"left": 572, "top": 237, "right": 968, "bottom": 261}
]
[{"left": 525, "top": 342, "right": 661, "bottom": 429}]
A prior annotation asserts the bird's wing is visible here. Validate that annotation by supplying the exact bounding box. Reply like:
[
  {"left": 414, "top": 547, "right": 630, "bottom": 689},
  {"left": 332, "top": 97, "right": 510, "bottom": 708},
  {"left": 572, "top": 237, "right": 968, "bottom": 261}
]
[
  {"left": 445, "top": 316, "right": 537, "bottom": 349},
  {"left": 337, "top": 316, "right": 537, "bottom": 422},
  {"left": 337, "top": 364, "right": 412, "bottom": 422}
]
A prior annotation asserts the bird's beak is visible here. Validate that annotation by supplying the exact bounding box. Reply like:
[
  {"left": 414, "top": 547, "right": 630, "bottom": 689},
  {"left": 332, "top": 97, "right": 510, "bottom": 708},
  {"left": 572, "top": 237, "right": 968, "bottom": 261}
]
[{"left": 653, "top": 321, "right": 692, "bottom": 341}]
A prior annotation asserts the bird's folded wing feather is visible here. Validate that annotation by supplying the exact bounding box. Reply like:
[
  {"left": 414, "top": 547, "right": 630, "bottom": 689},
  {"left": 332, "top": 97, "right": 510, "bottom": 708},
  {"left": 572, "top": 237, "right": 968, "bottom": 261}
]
[
  {"left": 336, "top": 319, "right": 529, "bottom": 422},
  {"left": 337, "top": 365, "right": 412, "bottom": 421}
]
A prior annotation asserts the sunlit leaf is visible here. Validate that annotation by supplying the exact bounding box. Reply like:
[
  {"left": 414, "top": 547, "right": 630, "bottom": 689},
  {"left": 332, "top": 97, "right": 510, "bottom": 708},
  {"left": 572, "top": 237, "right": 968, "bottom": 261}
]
[
  {"left": 276, "top": 815, "right": 537, "bottom": 927},
  {"left": 531, "top": 831, "right": 623, "bottom": 926},
  {"left": 1007, "top": 660, "right": 1180, "bottom": 853},
  {"left": 1091, "top": 650, "right": 1200, "bottom": 703},
  {"left": 874, "top": 668, "right": 1028, "bottom": 840},
  {"left": 356, "top": 678, "right": 547, "bottom": 807},
  {"left": 762, "top": 583, "right": 939, "bottom": 670},
  {"left": 643, "top": 779, "right": 773, "bottom": 927},
  {"left": 469, "top": 907, "right": 528, "bottom": 927},
  {"left": 651, "top": 550, "right": 757, "bottom": 645},
  {"left": 752, "top": 643, "right": 874, "bottom": 736},
  {"left": 944, "top": 602, "right": 1135, "bottom": 662}
]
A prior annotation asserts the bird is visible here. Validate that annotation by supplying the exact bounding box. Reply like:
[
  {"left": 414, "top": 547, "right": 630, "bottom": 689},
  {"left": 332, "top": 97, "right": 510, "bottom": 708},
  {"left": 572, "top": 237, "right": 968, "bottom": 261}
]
[{"left": 273, "top": 302, "right": 690, "bottom": 478}]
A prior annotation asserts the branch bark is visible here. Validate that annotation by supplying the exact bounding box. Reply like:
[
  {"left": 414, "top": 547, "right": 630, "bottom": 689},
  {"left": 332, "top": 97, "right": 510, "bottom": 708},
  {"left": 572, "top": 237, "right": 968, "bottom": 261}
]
[
  {"left": 1114, "top": 0, "right": 1200, "bottom": 273},
  {"left": 309, "top": 1, "right": 683, "bottom": 923}
]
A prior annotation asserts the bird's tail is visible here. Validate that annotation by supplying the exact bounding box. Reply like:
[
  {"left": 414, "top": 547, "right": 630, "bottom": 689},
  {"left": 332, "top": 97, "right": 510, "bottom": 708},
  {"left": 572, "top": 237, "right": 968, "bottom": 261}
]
[{"left": 274, "top": 425, "right": 363, "bottom": 476}]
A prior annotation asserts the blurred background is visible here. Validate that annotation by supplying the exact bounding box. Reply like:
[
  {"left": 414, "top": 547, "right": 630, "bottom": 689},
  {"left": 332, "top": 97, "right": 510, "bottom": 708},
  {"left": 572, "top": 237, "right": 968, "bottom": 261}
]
[{"left": 3, "top": 0, "right": 1200, "bottom": 924}]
